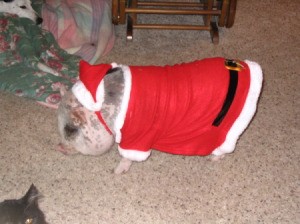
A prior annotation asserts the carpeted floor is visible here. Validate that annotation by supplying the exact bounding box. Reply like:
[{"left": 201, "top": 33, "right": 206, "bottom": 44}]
[{"left": 0, "top": 0, "right": 299, "bottom": 223}]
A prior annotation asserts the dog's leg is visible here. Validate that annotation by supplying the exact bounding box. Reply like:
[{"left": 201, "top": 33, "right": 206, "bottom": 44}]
[
  {"left": 114, "top": 157, "right": 133, "bottom": 174},
  {"left": 37, "top": 62, "right": 60, "bottom": 76}
]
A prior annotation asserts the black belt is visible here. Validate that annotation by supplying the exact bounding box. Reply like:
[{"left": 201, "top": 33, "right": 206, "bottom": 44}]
[{"left": 212, "top": 59, "right": 244, "bottom": 127}]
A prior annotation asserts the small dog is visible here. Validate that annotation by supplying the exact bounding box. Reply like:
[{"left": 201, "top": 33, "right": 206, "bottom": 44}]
[
  {"left": 0, "top": 184, "right": 48, "bottom": 224},
  {"left": 0, "top": 0, "right": 43, "bottom": 24},
  {"left": 57, "top": 58, "right": 263, "bottom": 174}
]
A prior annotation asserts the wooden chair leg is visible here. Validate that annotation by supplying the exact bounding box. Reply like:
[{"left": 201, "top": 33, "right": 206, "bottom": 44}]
[
  {"left": 203, "top": 0, "right": 219, "bottom": 44},
  {"left": 126, "top": 0, "right": 137, "bottom": 40},
  {"left": 226, "top": 0, "right": 237, "bottom": 28},
  {"left": 218, "top": 0, "right": 229, "bottom": 27},
  {"left": 203, "top": 0, "right": 214, "bottom": 27},
  {"left": 119, "top": 0, "right": 126, "bottom": 24},
  {"left": 210, "top": 21, "right": 219, "bottom": 44},
  {"left": 131, "top": 0, "right": 137, "bottom": 25},
  {"left": 112, "top": 0, "right": 119, "bottom": 24},
  {"left": 127, "top": 15, "right": 133, "bottom": 40}
]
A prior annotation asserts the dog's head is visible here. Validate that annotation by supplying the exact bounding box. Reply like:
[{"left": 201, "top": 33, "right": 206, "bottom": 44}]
[{"left": 0, "top": 0, "right": 43, "bottom": 24}]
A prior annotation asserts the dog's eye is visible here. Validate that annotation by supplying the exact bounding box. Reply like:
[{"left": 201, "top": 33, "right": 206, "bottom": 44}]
[{"left": 20, "top": 5, "right": 27, "bottom": 9}]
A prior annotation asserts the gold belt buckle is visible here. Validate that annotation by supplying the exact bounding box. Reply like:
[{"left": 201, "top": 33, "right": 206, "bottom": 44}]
[{"left": 225, "top": 59, "right": 244, "bottom": 72}]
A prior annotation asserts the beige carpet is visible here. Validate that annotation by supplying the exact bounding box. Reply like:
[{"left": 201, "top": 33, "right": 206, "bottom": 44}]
[{"left": 0, "top": 0, "right": 299, "bottom": 223}]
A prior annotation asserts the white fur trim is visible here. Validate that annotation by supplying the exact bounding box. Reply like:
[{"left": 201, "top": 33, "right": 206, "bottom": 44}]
[
  {"left": 72, "top": 80, "right": 104, "bottom": 111},
  {"left": 96, "top": 81, "right": 105, "bottom": 109},
  {"left": 118, "top": 146, "right": 151, "bottom": 162},
  {"left": 212, "top": 60, "right": 263, "bottom": 156},
  {"left": 114, "top": 65, "right": 132, "bottom": 143},
  {"left": 72, "top": 62, "right": 117, "bottom": 111},
  {"left": 111, "top": 62, "right": 118, "bottom": 68}
]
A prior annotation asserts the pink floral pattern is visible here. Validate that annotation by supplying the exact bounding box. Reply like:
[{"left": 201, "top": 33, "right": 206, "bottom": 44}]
[
  {"left": 0, "top": 35, "right": 9, "bottom": 52},
  {"left": 46, "top": 93, "right": 62, "bottom": 105},
  {"left": 0, "top": 18, "right": 8, "bottom": 32}
]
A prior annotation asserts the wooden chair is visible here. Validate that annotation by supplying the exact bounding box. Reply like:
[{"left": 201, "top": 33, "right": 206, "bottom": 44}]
[{"left": 112, "top": 0, "right": 237, "bottom": 44}]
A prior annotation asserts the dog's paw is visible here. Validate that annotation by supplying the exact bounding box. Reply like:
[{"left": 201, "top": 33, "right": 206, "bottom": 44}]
[{"left": 114, "top": 158, "right": 133, "bottom": 174}]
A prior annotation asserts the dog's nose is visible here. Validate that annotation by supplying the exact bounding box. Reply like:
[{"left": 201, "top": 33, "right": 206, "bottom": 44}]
[{"left": 36, "top": 17, "right": 43, "bottom": 25}]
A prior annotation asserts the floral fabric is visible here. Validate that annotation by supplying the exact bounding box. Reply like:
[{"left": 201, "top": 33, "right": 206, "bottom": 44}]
[{"left": 0, "top": 12, "right": 80, "bottom": 108}]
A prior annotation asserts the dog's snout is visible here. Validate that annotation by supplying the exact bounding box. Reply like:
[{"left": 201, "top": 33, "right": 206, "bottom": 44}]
[{"left": 36, "top": 17, "right": 43, "bottom": 25}]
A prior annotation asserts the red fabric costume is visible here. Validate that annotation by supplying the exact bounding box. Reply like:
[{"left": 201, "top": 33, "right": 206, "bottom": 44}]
[
  {"left": 74, "top": 58, "right": 258, "bottom": 161},
  {"left": 118, "top": 58, "right": 250, "bottom": 156}
]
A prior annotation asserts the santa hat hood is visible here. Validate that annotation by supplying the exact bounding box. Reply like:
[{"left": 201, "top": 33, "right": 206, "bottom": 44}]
[{"left": 72, "top": 60, "right": 112, "bottom": 111}]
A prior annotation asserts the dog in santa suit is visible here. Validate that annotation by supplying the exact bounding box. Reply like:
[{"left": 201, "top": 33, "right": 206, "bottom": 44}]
[{"left": 60, "top": 57, "right": 263, "bottom": 173}]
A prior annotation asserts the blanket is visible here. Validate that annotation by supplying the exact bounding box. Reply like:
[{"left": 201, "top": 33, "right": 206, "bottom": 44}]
[
  {"left": 0, "top": 12, "right": 80, "bottom": 108},
  {"left": 42, "top": 0, "right": 115, "bottom": 64}
]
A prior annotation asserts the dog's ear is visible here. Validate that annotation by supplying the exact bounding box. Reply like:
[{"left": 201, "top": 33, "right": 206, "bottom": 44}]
[{"left": 70, "top": 108, "right": 87, "bottom": 127}]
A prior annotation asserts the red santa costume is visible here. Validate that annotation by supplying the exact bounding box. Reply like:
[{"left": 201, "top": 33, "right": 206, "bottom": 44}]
[{"left": 72, "top": 57, "right": 263, "bottom": 162}]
